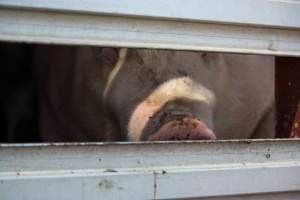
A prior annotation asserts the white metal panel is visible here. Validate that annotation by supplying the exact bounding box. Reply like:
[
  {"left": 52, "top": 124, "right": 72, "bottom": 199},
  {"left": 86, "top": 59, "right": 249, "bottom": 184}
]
[
  {"left": 1, "top": 140, "right": 300, "bottom": 199},
  {"left": 1, "top": 9, "right": 300, "bottom": 56},
  {"left": 201, "top": 192, "right": 300, "bottom": 200},
  {"left": 1, "top": 0, "right": 300, "bottom": 29}
]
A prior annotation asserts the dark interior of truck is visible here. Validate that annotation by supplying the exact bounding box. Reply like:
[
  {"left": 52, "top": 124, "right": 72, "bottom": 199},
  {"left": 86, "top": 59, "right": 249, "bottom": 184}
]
[{"left": 0, "top": 42, "right": 299, "bottom": 142}]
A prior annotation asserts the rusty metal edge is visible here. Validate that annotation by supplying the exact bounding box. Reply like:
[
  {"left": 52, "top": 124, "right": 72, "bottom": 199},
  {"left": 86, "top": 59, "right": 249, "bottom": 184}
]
[{"left": 0, "top": 138, "right": 299, "bottom": 148}]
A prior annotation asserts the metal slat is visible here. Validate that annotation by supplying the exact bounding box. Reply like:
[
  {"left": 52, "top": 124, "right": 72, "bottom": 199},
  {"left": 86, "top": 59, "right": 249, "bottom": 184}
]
[
  {"left": 1, "top": 140, "right": 300, "bottom": 199},
  {"left": 0, "top": 8, "right": 300, "bottom": 56},
  {"left": 1, "top": 0, "right": 300, "bottom": 29}
]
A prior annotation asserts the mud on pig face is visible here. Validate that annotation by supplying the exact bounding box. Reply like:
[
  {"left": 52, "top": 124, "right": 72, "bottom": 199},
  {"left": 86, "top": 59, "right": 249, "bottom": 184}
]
[{"left": 102, "top": 48, "right": 217, "bottom": 141}]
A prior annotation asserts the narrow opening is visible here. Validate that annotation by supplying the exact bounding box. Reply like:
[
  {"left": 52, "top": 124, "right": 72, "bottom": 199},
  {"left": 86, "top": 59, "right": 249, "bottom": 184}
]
[{"left": 0, "top": 42, "right": 299, "bottom": 143}]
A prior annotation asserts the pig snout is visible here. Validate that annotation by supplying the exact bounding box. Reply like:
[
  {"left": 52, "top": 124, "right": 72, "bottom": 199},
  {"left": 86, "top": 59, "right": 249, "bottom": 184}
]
[{"left": 147, "top": 117, "right": 216, "bottom": 141}]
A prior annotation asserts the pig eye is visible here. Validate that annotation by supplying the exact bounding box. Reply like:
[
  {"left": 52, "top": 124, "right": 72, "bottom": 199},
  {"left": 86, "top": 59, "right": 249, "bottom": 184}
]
[{"left": 176, "top": 69, "right": 188, "bottom": 76}]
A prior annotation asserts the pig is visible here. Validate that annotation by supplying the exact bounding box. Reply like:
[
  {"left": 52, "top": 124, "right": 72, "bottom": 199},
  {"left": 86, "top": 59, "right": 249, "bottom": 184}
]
[{"left": 35, "top": 45, "right": 275, "bottom": 142}]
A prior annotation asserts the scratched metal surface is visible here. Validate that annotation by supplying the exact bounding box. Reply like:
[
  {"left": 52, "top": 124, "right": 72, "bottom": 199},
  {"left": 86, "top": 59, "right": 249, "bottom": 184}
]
[{"left": 1, "top": 139, "right": 300, "bottom": 199}]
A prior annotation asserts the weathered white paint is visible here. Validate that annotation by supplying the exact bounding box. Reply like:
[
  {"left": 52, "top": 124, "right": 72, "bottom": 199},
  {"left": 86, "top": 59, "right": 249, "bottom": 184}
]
[
  {"left": 1, "top": 140, "right": 300, "bottom": 199},
  {"left": 1, "top": 0, "right": 300, "bottom": 29}
]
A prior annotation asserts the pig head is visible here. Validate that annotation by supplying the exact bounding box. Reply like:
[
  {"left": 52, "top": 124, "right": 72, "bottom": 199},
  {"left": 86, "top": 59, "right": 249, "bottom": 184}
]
[{"left": 36, "top": 46, "right": 275, "bottom": 141}]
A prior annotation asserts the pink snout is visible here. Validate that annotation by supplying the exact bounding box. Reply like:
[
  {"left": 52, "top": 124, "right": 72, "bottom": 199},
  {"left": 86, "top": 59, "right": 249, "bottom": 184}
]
[{"left": 147, "top": 118, "right": 216, "bottom": 141}]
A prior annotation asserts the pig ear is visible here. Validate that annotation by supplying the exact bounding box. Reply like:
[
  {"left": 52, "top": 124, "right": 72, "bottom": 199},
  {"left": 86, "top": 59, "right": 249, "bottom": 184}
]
[{"left": 94, "top": 48, "right": 119, "bottom": 66}]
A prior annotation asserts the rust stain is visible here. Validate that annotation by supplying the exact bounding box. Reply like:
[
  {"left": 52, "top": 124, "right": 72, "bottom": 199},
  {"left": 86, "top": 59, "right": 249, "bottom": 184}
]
[
  {"left": 98, "top": 179, "right": 113, "bottom": 189},
  {"left": 104, "top": 169, "right": 117, "bottom": 173},
  {"left": 153, "top": 171, "right": 157, "bottom": 200},
  {"left": 265, "top": 153, "right": 271, "bottom": 159}
]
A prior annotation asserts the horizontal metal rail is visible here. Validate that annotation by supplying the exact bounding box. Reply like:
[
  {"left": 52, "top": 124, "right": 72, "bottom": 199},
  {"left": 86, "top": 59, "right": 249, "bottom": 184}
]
[
  {"left": 0, "top": 3, "right": 300, "bottom": 56},
  {"left": 1, "top": 0, "right": 300, "bottom": 29},
  {"left": 1, "top": 139, "right": 300, "bottom": 199}
]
